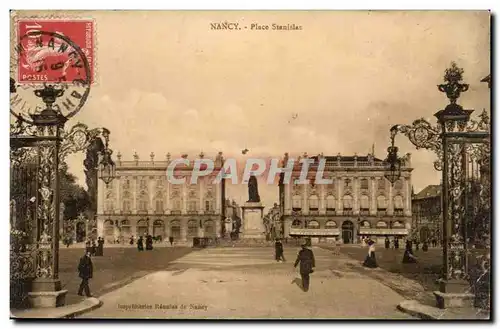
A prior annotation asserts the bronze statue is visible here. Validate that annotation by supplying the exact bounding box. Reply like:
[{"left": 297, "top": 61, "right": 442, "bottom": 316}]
[{"left": 247, "top": 175, "right": 260, "bottom": 202}]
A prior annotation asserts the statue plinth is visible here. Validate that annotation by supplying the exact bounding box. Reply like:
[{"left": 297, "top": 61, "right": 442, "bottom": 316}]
[{"left": 241, "top": 202, "right": 266, "bottom": 240}]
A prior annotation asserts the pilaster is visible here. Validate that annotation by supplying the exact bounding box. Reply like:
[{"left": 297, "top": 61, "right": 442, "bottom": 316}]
[
  {"left": 370, "top": 177, "right": 377, "bottom": 215},
  {"left": 336, "top": 177, "right": 343, "bottom": 215}
]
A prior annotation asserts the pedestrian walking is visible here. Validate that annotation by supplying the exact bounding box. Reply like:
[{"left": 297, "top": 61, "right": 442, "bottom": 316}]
[
  {"left": 91, "top": 240, "right": 97, "bottom": 256},
  {"left": 362, "top": 240, "right": 378, "bottom": 268},
  {"left": 275, "top": 239, "right": 286, "bottom": 262},
  {"left": 394, "top": 237, "right": 400, "bottom": 249},
  {"left": 129, "top": 235, "right": 134, "bottom": 245},
  {"left": 169, "top": 236, "right": 174, "bottom": 246},
  {"left": 137, "top": 236, "right": 144, "bottom": 251},
  {"left": 96, "top": 237, "right": 104, "bottom": 256},
  {"left": 293, "top": 243, "right": 315, "bottom": 292},
  {"left": 77, "top": 251, "right": 93, "bottom": 297},
  {"left": 146, "top": 235, "right": 153, "bottom": 250},
  {"left": 422, "top": 240, "right": 429, "bottom": 252},
  {"left": 403, "top": 240, "right": 418, "bottom": 263},
  {"left": 384, "top": 236, "right": 390, "bottom": 249}
]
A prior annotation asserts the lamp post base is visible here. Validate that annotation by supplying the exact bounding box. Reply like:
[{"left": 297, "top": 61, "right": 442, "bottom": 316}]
[
  {"left": 28, "top": 279, "right": 67, "bottom": 308},
  {"left": 434, "top": 279, "right": 474, "bottom": 309}
]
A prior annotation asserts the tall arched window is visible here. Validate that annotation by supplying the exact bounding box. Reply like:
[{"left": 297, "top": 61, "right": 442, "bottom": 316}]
[
  {"left": 326, "top": 195, "right": 336, "bottom": 211},
  {"left": 377, "top": 195, "right": 387, "bottom": 210},
  {"left": 292, "top": 195, "right": 302, "bottom": 210},
  {"left": 138, "top": 191, "right": 149, "bottom": 211},
  {"left": 309, "top": 195, "right": 319, "bottom": 211},
  {"left": 153, "top": 220, "right": 165, "bottom": 238},
  {"left": 325, "top": 221, "right": 337, "bottom": 229},
  {"left": 104, "top": 220, "right": 114, "bottom": 239},
  {"left": 343, "top": 195, "right": 353, "bottom": 210},
  {"left": 393, "top": 195, "right": 404, "bottom": 210},
  {"left": 121, "top": 219, "right": 131, "bottom": 237},
  {"left": 360, "top": 179, "right": 369, "bottom": 190},
  {"left": 154, "top": 191, "right": 164, "bottom": 213},
  {"left": 360, "top": 194, "right": 370, "bottom": 210}
]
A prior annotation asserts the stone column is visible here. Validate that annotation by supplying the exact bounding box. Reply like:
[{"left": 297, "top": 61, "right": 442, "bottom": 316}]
[
  {"left": 182, "top": 181, "right": 187, "bottom": 215},
  {"left": 132, "top": 177, "right": 138, "bottom": 214},
  {"left": 285, "top": 182, "right": 292, "bottom": 215},
  {"left": 198, "top": 177, "right": 202, "bottom": 214},
  {"left": 215, "top": 179, "right": 221, "bottom": 214},
  {"left": 180, "top": 218, "right": 187, "bottom": 242},
  {"left": 165, "top": 179, "right": 171, "bottom": 213},
  {"left": 370, "top": 177, "right": 377, "bottom": 215},
  {"left": 353, "top": 177, "right": 359, "bottom": 215},
  {"left": 319, "top": 184, "right": 326, "bottom": 214},
  {"left": 336, "top": 178, "right": 343, "bottom": 215},
  {"left": 404, "top": 177, "right": 412, "bottom": 217},
  {"left": 163, "top": 220, "right": 171, "bottom": 241},
  {"left": 148, "top": 218, "right": 154, "bottom": 236},
  {"left": 115, "top": 176, "right": 121, "bottom": 213},
  {"left": 302, "top": 183, "right": 309, "bottom": 215},
  {"left": 388, "top": 181, "right": 394, "bottom": 216},
  {"left": 148, "top": 176, "right": 154, "bottom": 213}
]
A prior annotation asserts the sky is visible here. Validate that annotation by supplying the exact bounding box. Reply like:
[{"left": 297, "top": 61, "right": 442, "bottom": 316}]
[{"left": 18, "top": 10, "right": 490, "bottom": 210}]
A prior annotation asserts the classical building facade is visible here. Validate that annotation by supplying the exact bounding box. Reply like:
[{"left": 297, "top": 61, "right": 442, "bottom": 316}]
[
  {"left": 411, "top": 184, "right": 442, "bottom": 243},
  {"left": 96, "top": 152, "right": 225, "bottom": 243},
  {"left": 280, "top": 152, "right": 413, "bottom": 244}
]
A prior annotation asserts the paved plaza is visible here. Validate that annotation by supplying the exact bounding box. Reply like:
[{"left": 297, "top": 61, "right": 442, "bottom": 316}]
[{"left": 79, "top": 246, "right": 414, "bottom": 319}]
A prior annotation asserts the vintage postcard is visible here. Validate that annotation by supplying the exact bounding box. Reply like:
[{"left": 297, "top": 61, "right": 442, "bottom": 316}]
[{"left": 9, "top": 10, "right": 491, "bottom": 320}]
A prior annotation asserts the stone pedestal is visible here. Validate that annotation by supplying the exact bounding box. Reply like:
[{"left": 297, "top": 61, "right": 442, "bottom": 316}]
[
  {"left": 241, "top": 202, "right": 265, "bottom": 240},
  {"left": 28, "top": 279, "right": 67, "bottom": 308},
  {"left": 434, "top": 279, "right": 475, "bottom": 309}
]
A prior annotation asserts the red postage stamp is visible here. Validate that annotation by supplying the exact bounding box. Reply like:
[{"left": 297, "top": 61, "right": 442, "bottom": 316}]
[{"left": 15, "top": 19, "right": 95, "bottom": 84}]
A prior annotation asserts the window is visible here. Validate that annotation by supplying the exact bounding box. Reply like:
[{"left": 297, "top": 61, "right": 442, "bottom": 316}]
[
  {"left": 307, "top": 220, "right": 320, "bottom": 229},
  {"left": 187, "top": 220, "right": 198, "bottom": 237},
  {"left": 377, "top": 195, "right": 387, "bottom": 209},
  {"left": 124, "top": 179, "right": 130, "bottom": 189},
  {"left": 394, "top": 179, "right": 403, "bottom": 190},
  {"left": 155, "top": 200, "right": 164, "bottom": 212},
  {"left": 325, "top": 221, "right": 337, "bottom": 229},
  {"left": 205, "top": 200, "right": 213, "bottom": 211},
  {"left": 376, "top": 221, "right": 388, "bottom": 228},
  {"left": 140, "top": 179, "right": 147, "bottom": 189},
  {"left": 343, "top": 195, "right": 353, "bottom": 209},
  {"left": 393, "top": 195, "right": 404, "bottom": 209},
  {"left": 123, "top": 200, "right": 131, "bottom": 211},
  {"left": 204, "top": 220, "right": 215, "bottom": 237},
  {"left": 187, "top": 200, "right": 197, "bottom": 212},
  {"left": 138, "top": 200, "right": 148, "bottom": 211},
  {"left": 292, "top": 195, "right": 302, "bottom": 210},
  {"left": 173, "top": 199, "right": 181, "bottom": 211},
  {"left": 360, "top": 179, "right": 369, "bottom": 190},
  {"left": 378, "top": 179, "right": 385, "bottom": 190},
  {"left": 170, "top": 220, "right": 181, "bottom": 239},
  {"left": 360, "top": 195, "right": 370, "bottom": 209},
  {"left": 326, "top": 195, "right": 336, "bottom": 210},
  {"left": 309, "top": 195, "right": 319, "bottom": 210}
]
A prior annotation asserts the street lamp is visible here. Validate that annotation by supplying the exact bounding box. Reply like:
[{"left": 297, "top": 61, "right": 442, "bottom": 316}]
[
  {"left": 384, "top": 127, "right": 402, "bottom": 185},
  {"left": 387, "top": 62, "right": 490, "bottom": 310},
  {"left": 98, "top": 148, "right": 116, "bottom": 186}
]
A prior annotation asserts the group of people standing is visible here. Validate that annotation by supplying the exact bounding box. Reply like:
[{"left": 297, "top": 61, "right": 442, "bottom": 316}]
[{"left": 85, "top": 237, "right": 104, "bottom": 256}]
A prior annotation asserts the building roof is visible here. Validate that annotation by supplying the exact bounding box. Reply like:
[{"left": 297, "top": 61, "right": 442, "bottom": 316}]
[
  {"left": 413, "top": 185, "right": 441, "bottom": 200},
  {"left": 308, "top": 155, "right": 385, "bottom": 162}
]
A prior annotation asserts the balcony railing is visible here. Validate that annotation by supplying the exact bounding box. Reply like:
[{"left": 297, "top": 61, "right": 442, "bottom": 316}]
[
  {"left": 121, "top": 210, "right": 132, "bottom": 215},
  {"left": 309, "top": 209, "right": 319, "bottom": 215},
  {"left": 360, "top": 209, "right": 370, "bottom": 216},
  {"left": 377, "top": 209, "right": 387, "bottom": 216},
  {"left": 326, "top": 209, "right": 336, "bottom": 215},
  {"left": 205, "top": 210, "right": 215, "bottom": 214},
  {"left": 170, "top": 210, "right": 182, "bottom": 215},
  {"left": 343, "top": 209, "right": 353, "bottom": 216},
  {"left": 154, "top": 210, "right": 164, "bottom": 215},
  {"left": 103, "top": 210, "right": 114, "bottom": 215},
  {"left": 394, "top": 209, "right": 404, "bottom": 216},
  {"left": 137, "top": 209, "right": 148, "bottom": 214},
  {"left": 187, "top": 210, "right": 198, "bottom": 214}
]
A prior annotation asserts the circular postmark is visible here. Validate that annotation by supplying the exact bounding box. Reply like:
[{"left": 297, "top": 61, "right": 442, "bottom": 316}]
[{"left": 10, "top": 30, "right": 91, "bottom": 124}]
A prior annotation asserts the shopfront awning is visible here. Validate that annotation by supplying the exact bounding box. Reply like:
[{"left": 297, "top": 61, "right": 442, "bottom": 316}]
[{"left": 289, "top": 228, "right": 340, "bottom": 236}]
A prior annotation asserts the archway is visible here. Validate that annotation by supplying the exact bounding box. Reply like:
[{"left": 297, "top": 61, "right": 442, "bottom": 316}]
[
  {"left": 170, "top": 220, "right": 181, "bottom": 239},
  {"left": 341, "top": 220, "right": 354, "bottom": 244},
  {"left": 103, "top": 220, "right": 114, "bottom": 242},
  {"left": 76, "top": 221, "right": 87, "bottom": 242},
  {"left": 204, "top": 220, "right": 215, "bottom": 237},
  {"left": 153, "top": 220, "right": 165, "bottom": 239},
  {"left": 137, "top": 219, "right": 148, "bottom": 237}
]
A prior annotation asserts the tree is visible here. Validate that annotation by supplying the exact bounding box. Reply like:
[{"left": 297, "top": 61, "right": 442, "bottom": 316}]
[{"left": 59, "top": 162, "right": 91, "bottom": 220}]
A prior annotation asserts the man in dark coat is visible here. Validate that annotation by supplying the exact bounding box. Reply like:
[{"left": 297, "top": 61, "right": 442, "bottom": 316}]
[
  {"left": 275, "top": 239, "right": 286, "bottom": 262},
  {"left": 137, "top": 236, "right": 144, "bottom": 251},
  {"left": 146, "top": 235, "right": 153, "bottom": 250},
  {"left": 77, "top": 251, "right": 93, "bottom": 297},
  {"left": 294, "top": 243, "right": 315, "bottom": 292}
]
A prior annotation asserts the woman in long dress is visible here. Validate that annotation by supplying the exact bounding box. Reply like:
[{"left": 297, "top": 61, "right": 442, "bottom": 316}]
[
  {"left": 363, "top": 240, "right": 378, "bottom": 268},
  {"left": 402, "top": 240, "right": 418, "bottom": 263}
]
